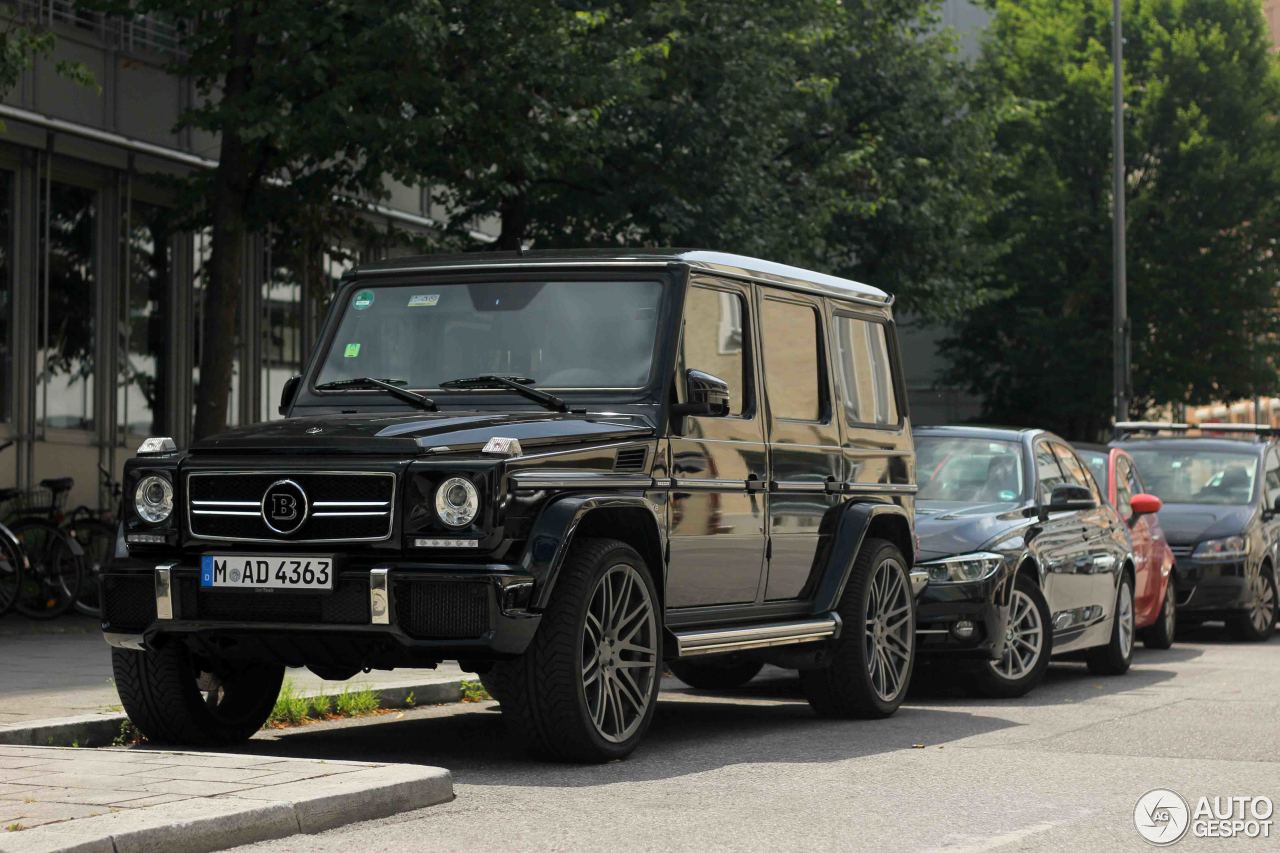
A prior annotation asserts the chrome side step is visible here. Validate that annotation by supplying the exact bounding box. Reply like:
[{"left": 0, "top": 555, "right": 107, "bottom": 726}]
[{"left": 673, "top": 616, "right": 840, "bottom": 658}]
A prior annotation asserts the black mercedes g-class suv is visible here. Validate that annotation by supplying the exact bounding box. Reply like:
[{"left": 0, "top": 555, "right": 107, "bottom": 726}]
[{"left": 103, "top": 250, "right": 924, "bottom": 762}]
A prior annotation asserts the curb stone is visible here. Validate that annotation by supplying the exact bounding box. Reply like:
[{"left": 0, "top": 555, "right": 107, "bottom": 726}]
[
  {"left": 0, "top": 679, "right": 467, "bottom": 749},
  {"left": 0, "top": 760, "right": 454, "bottom": 853}
]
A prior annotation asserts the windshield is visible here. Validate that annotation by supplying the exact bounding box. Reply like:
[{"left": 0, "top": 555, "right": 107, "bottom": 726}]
[
  {"left": 1126, "top": 448, "right": 1258, "bottom": 505},
  {"left": 916, "top": 436, "right": 1026, "bottom": 504},
  {"left": 1076, "top": 449, "right": 1109, "bottom": 492},
  {"left": 315, "top": 280, "right": 664, "bottom": 392}
]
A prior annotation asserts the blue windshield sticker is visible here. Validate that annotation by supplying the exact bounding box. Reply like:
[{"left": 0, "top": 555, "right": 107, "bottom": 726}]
[
  {"left": 408, "top": 294, "right": 439, "bottom": 307},
  {"left": 353, "top": 290, "right": 375, "bottom": 310}
]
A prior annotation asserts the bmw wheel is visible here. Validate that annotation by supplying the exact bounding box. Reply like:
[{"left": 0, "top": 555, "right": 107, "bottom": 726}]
[
  {"left": 1087, "top": 573, "right": 1135, "bottom": 675},
  {"left": 969, "top": 573, "right": 1052, "bottom": 699}
]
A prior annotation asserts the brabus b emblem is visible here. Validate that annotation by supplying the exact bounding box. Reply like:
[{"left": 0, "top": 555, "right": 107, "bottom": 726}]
[{"left": 261, "top": 479, "right": 308, "bottom": 535}]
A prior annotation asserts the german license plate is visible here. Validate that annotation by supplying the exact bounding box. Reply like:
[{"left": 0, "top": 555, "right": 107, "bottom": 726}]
[{"left": 200, "top": 555, "right": 334, "bottom": 590}]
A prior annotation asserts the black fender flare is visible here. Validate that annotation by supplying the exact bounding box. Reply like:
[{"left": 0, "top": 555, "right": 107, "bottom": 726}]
[
  {"left": 810, "top": 500, "right": 913, "bottom": 615},
  {"left": 519, "top": 493, "right": 662, "bottom": 610}
]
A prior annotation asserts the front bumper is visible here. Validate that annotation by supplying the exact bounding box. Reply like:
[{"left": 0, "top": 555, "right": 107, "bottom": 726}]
[
  {"left": 914, "top": 570, "right": 1008, "bottom": 660},
  {"left": 100, "top": 558, "right": 541, "bottom": 669},
  {"left": 1171, "top": 556, "right": 1252, "bottom": 615}
]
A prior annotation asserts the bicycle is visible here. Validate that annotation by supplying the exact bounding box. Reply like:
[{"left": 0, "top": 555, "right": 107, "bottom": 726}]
[
  {"left": 64, "top": 464, "right": 122, "bottom": 618},
  {"left": 0, "top": 441, "right": 84, "bottom": 619}
]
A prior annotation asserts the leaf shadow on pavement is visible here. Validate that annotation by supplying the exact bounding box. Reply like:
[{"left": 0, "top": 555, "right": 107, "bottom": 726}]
[{"left": 220, "top": 677, "right": 1019, "bottom": 787}]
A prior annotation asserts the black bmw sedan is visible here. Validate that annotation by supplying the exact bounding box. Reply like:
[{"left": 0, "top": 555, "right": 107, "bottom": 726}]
[
  {"left": 1114, "top": 430, "right": 1278, "bottom": 642},
  {"left": 913, "top": 426, "right": 1138, "bottom": 697}
]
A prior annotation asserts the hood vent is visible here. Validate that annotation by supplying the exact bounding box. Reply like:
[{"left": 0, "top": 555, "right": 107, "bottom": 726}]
[{"left": 613, "top": 447, "right": 649, "bottom": 473}]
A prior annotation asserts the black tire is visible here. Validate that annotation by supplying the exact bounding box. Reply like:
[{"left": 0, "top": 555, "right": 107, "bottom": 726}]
[
  {"left": 969, "top": 572, "right": 1052, "bottom": 699},
  {"left": 492, "top": 538, "right": 662, "bottom": 762},
  {"left": 800, "top": 537, "right": 914, "bottom": 719},
  {"left": 69, "top": 518, "right": 115, "bottom": 618},
  {"left": 112, "top": 644, "right": 284, "bottom": 745},
  {"left": 1087, "top": 574, "right": 1135, "bottom": 675},
  {"left": 1141, "top": 577, "right": 1176, "bottom": 650},
  {"left": 477, "top": 671, "right": 503, "bottom": 704},
  {"left": 1227, "top": 567, "right": 1277, "bottom": 642},
  {"left": 0, "top": 528, "right": 23, "bottom": 617},
  {"left": 11, "top": 519, "right": 83, "bottom": 619},
  {"left": 669, "top": 657, "right": 764, "bottom": 690}
]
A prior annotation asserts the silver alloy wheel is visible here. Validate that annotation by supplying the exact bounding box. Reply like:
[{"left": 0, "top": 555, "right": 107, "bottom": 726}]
[
  {"left": 1251, "top": 572, "right": 1276, "bottom": 634},
  {"left": 582, "top": 563, "right": 658, "bottom": 744},
  {"left": 863, "top": 558, "right": 913, "bottom": 702},
  {"left": 991, "top": 588, "right": 1043, "bottom": 681},
  {"left": 1118, "top": 580, "right": 1135, "bottom": 658}
]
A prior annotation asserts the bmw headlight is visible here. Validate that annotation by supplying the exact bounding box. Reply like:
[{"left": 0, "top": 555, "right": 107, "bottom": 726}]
[
  {"left": 134, "top": 475, "right": 174, "bottom": 524},
  {"left": 435, "top": 477, "right": 480, "bottom": 528},
  {"left": 1192, "top": 535, "right": 1247, "bottom": 561},
  {"left": 920, "top": 552, "right": 1004, "bottom": 584}
]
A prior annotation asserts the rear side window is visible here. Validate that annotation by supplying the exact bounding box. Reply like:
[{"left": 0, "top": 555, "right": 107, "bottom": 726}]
[
  {"left": 833, "top": 315, "right": 899, "bottom": 427},
  {"left": 680, "top": 285, "right": 749, "bottom": 416},
  {"left": 760, "top": 298, "right": 823, "bottom": 421}
]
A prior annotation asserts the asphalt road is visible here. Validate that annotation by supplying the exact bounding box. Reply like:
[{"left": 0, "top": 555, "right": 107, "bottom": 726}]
[{"left": 226, "top": 624, "right": 1280, "bottom": 852}]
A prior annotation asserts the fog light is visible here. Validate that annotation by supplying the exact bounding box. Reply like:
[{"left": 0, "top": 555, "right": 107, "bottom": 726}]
[{"left": 951, "top": 620, "right": 976, "bottom": 640}]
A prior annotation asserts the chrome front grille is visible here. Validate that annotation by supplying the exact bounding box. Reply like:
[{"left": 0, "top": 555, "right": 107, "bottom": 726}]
[
  {"left": 1169, "top": 545, "right": 1194, "bottom": 559},
  {"left": 187, "top": 471, "right": 396, "bottom": 542}
]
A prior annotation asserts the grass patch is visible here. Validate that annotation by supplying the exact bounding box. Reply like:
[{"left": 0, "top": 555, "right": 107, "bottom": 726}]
[
  {"left": 309, "top": 693, "right": 333, "bottom": 717},
  {"left": 113, "top": 719, "right": 147, "bottom": 746},
  {"left": 268, "top": 679, "right": 311, "bottom": 726},
  {"left": 335, "top": 686, "right": 379, "bottom": 717},
  {"left": 460, "top": 679, "right": 491, "bottom": 702}
]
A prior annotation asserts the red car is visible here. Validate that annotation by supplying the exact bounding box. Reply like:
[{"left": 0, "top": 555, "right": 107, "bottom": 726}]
[{"left": 1075, "top": 444, "right": 1177, "bottom": 649}]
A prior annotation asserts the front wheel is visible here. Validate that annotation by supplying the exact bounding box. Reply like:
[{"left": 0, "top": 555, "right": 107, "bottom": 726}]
[
  {"left": 1227, "top": 568, "right": 1277, "bottom": 642},
  {"left": 112, "top": 644, "right": 284, "bottom": 745},
  {"left": 800, "top": 538, "right": 914, "bottom": 718},
  {"left": 1141, "top": 578, "right": 1176, "bottom": 650},
  {"left": 1087, "top": 574, "right": 1135, "bottom": 675},
  {"left": 968, "top": 573, "right": 1052, "bottom": 699},
  {"left": 493, "top": 538, "right": 661, "bottom": 762},
  {"left": 669, "top": 656, "right": 763, "bottom": 690}
]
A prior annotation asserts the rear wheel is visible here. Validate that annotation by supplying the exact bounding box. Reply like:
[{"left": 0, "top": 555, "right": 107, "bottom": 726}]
[
  {"left": 669, "top": 656, "right": 763, "bottom": 690},
  {"left": 11, "top": 519, "right": 82, "bottom": 619},
  {"left": 1087, "top": 574, "right": 1135, "bottom": 675},
  {"left": 112, "top": 643, "right": 284, "bottom": 745},
  {"left": 0, "top": 530, "right": 23, "bottom": 616},
  {"left": 800, "top": 538, "right": 914, "bottom": 718},
  {"left": 969, "top": 573, "right": 1051, "bottom": 699},
  {"left": 493, "top": 538, "right": 661, "bottom": 762},
  {"left": 1227, "top": 568, "right": 1277, "bottom": 642},
  {"left": 1141, "top": 578, "right": 1176, "bottom": 650}
]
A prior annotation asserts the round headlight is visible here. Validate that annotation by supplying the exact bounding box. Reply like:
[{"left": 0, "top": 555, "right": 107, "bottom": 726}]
[
  {"left": 134, "top": 475, "right": 174, "bottom": 524},
  {"left": 435, "top": 477, "right": 480, "bottom": 528}
]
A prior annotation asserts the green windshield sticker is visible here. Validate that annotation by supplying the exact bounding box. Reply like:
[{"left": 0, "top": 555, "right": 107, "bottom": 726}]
[
  {"left": 352, "top": 290, "right": 375, "bottom": 310},
  {"left": 408, "top": 294, "right": 439, "bottom": 307},
  {"left": 999, "top": 490, "right": 1016, "bottom": 501},
  {"left": 343, "top": 343, "right": 361, "bottom": 358}
]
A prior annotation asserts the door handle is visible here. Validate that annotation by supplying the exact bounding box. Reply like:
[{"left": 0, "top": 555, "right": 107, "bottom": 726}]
[{"left": 745, "top": 475, "right": 765, "bottom": 493}]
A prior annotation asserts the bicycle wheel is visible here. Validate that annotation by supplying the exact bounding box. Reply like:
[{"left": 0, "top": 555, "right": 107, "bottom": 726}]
[
  {"left": 0, "top": 526, "right": 23, "bottom": 616},
  {"left": 11, "top": 519, "right": 83, "bottom": 619},
  {"left": 69, "top": 518, "right": 116, "bottom": 618}
]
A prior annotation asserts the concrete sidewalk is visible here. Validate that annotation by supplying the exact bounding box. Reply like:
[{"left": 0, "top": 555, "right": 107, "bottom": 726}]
[
  {"left": 0, "top": 745, "right": 452, "bottom": 852},
  {"left": 0, "top": 617, "right": 468, "bottom": 746}
]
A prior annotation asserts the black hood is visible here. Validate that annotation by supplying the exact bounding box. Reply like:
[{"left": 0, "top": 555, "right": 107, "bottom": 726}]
[
  {"left": 190, "top": 410, "right": 655, "bottom": 455},
  {"left": 915, "top": 501, "right": 1032, "bottom": 561},
  {"left": 1154, "top": 503, "right": 1255, "bottom": 546}
]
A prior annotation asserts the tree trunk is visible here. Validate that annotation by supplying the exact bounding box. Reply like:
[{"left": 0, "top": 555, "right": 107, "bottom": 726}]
[
  {"left": 495, "top": 180, "right": 528, "bottom": 251},
  {"left": 192, "top": 5, "right": 257, "bottom": 440}
]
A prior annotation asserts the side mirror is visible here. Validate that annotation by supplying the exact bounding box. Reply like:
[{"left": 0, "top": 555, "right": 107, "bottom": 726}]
[
  {"left": 1129, "top": 492, "right": 1163, "bottom": 520},
  {"left": 671, "top": 369, "right": 730, "bottom": 418},
  {"left": 1047, "top": 483, "right": 1096, "bottom": 512},
  {"left": 278, "top": 375, "right": 302, "bottom": 416}
]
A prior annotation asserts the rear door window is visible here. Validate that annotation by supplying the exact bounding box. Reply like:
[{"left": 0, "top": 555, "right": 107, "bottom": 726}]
[{"left": 760, "top": 297, "right": 824, "bottom": 422}]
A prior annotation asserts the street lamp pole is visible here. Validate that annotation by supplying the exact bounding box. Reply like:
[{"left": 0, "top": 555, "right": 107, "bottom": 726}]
[{"left": 1112, "top": 0, "right": 1129, "bottom": 425}]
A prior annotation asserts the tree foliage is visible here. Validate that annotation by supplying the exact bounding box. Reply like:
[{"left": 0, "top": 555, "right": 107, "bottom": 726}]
[{"left": 944, "top": 0, "right": 1280, "bottom": 439}]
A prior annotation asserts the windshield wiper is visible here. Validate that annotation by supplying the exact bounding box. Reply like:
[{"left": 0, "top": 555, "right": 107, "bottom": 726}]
[
  {"left": 438, "top": 375, "right": 572, "bottom": 413},
  {"left": 314, "top": 377, "right": 437, "bottom": 411}
]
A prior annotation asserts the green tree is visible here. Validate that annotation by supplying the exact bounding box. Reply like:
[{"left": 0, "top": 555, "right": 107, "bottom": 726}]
[
  {"left": 945, "top": 0, "right": 1280, "bottom": 438},
  {"left": 104, "top": 0, "right": 448, "bottom": 438}
]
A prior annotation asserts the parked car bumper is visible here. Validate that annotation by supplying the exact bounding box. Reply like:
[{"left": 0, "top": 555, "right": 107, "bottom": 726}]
[
  {"left": 99, "top": 558, "right": 542, "bottom": 669},
  {"left": 914, "top": 571, "right": 1008, "bottom": 661},
  {"left": 1171, "top": 557, "right": 1252, "bottom": 615}
]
